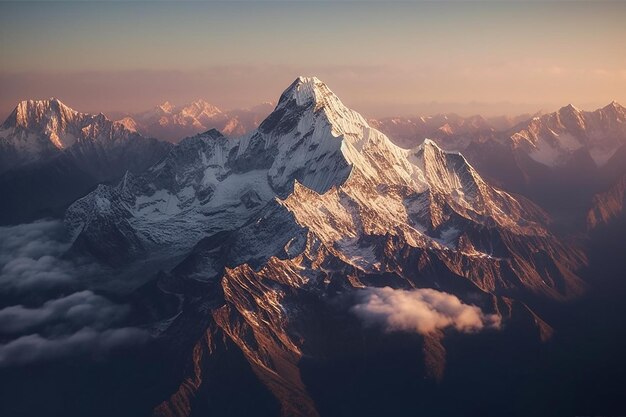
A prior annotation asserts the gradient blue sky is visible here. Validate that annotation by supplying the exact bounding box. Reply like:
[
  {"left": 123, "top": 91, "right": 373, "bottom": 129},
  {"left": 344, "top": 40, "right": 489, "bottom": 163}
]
[{"left": 1, "top": 1, "right": 625, "bottom": 118}]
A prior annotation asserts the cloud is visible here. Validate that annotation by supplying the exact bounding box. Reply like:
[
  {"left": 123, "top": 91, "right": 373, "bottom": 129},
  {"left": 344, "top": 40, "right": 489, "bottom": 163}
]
[
  {"left": 0, "top": 220, "right": 74, "bottom": 292},
  {"left": 0, "top": 220, "right": 150, "bottom": 366},
  {"left": 0, "top": 291, "right": 129, "bottom": 334},
  {"left": 0, "top": 256, "right": 75, "bottom": 292},
  {"left": 0, "top": 219, "right": 69, "bottom": 262},
  {"left": 352, "top": 287, "right": 501, "bottom": 335},
  {"left": 0, "top": 327, "right": 149, "bottom": 367}
]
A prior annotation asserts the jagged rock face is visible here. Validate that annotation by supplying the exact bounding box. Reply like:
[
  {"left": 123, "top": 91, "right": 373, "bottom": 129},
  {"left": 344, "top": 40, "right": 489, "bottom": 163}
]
[{"left": 64, "top": 77, "right": 586, "bottom": 417}]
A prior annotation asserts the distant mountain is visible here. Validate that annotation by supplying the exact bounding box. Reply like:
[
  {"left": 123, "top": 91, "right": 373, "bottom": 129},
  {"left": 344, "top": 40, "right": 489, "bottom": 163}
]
[
  {"left": 116, "top": 100, "right": 273, "bottom": 142},
  {"left": 373, "top": 102, "right": 626, "bottom": 228},
  {"left": 487, "top": 112, "right": 544, "bottom": 131},
  {"left": 64, "top": 77, "right": 585, "bottom": 417},
  {"left": 373, "top": 102, "right": 626, "bottom": 169},
  {"left": 369, "top": 113, "right": 498, "bottom": 150},
  {"left": 472, "top": 102, "right": 626, "bottom": 226},
  {"left": 0, "top": 98, "right": 171, "bottom": 224},
  {"left": 505, "top": 101, "right": 626, "bottom": 168}
]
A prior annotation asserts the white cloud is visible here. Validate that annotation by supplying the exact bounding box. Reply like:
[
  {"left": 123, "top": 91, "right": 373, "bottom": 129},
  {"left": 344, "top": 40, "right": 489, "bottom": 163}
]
[
  {"left": 0, "top": 220, "right": 74, "bottom": 292},
  {"left": 0, "top": 219, "right": 69, "bottom": 262},
  {"left": 352, "top": 287, "right": 501, "bottom": 335}
]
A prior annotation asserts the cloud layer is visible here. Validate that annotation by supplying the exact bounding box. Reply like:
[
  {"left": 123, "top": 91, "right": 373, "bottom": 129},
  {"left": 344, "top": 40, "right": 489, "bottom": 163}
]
[
  {"left": 0, "top": 220, "right": 73, "bottom": 292},
  {"left": 352, "top": 287, "right": 501, "bottom": 335},
  {"left": 0, "top": 291, "right": 129, "bottom": 334},
  {"left": 0, "top": 220, "right": 148, "bottom": 366},
  {"left": 0, "top": 327, "right": 149, "bottom": 367}
]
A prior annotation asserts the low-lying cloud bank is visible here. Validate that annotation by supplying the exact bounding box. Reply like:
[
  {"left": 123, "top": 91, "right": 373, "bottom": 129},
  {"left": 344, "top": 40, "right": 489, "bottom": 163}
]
[
  {"left": 0, "top": 220, "right": 73, "bottom": 292},
  {"left": 0, "top": 291, "right": 130, "bottom": 334},
  {"left": 352, "top": 287, "right": 501, "bottom": 335},
  {"left": 0, "top": 327, "right": 149, "bottom": 366},
  {"left": 0, "top": 220, "right": 149, "bottom": 366}
]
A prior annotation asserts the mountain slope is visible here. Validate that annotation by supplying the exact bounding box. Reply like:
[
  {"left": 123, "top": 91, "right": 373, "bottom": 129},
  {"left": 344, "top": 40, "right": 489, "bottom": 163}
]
[
  {"left": 587, "top": 174, "right": 626, "bottom": 229},
  {"left": 64, "top": 77, "right": 586, "bottom": 417}
]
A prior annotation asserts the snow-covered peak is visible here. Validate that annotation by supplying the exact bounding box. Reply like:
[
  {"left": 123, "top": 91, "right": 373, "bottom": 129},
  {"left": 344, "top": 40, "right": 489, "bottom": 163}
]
[
  {"left": 191, "top": 99, "right": 220, "bottom": 111},
  {"left": 157, "top": 101, "right": 175, "bottom": 114},
  {"left": 602, "top": 100, "right": 625, "bottom": 115},
  {"left": 265, "top": 76, "right": 368, "bottom": 138},
  {"left": 3, "top": 98, "right": 77, "bottom": 130},
  {"left": 423, "top": 137, "right": 436, "bottom": 146},
  {"left": 506, "top": 100, "right": 626, "bottom": 167},
  {"left": 0, "top": 97, "right": 153, "bottom": 166},
  {"left": 179, "top": 99, "right": 222, "bottom": 120},
  {"left": 275, "top": 76, "right": 359, "bottom": 122},
  {"left": 409, "top": 137, "right": 481, "bottom": 199},
  {"left": 559, "top": 103, "right": 581, "bottom": 114},
  {"left": 278, "top": 76, "right": 328, "bottom": 106},
  {"left": 115, "top": 116, "right": 138, "bottom": 132}
]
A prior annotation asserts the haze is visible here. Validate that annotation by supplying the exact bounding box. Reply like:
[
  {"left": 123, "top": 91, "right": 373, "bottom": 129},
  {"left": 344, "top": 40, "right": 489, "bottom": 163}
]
[{"left": 1, "top": 1, "right": 625, "bottom": 119}]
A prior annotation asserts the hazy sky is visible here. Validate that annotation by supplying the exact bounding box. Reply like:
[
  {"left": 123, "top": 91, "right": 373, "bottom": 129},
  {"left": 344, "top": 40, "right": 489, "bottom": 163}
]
[{"left": 1, "top": 1, "right": 625, "bottom": 119}]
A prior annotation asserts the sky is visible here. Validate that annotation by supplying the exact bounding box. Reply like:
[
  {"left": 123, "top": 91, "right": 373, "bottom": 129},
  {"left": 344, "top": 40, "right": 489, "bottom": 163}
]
[{"left": 1, "top": 1, "right": 625, "bottom": 119}]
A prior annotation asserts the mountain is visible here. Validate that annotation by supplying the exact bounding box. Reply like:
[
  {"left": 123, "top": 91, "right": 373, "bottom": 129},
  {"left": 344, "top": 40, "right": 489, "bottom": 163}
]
[
  {"left": 368, "top": 112, "right": 544, "bottom": 152},
  {"left": 505, "top": 101, "right": 626, "bottom": 168},
  {"left": 0, "top": 98, "right": 171, "bottom": 224},
  {"left": 371, "top": 102, "right": 626, "bottom": 229},
  {"left": 472, "top": 102, "right": 626, "bottom": 227},
  {"left": 368, "top": 113, "right": 499, "bottom": 151},
  {"left": 486, "top": 112, "right": 543, "bottom": 131},
  {"left": 116, "top": 100, "right": 274, "bottom": 142},
  {"left": 65, "top": 77, "right": 586, "bottom": 417},
  {"left": 374, "top": 102, "right": 626, "bottom": 169}
]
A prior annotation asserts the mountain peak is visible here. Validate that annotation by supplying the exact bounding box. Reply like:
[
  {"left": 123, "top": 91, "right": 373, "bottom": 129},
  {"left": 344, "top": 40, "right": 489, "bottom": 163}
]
[
  {"left": 603, "top": 100, "right": 624, "bottom": 112},
  {"left": 181, "top": 99, "right": 222, "bottom": 117},
  {"left": 0, "top": 97, "right": 149, "bottom": 154},
  {"left": 278, "top": 76, "right": 337, "bottom": 107},
  {"left": 16, "top": 97, "right": 72, "bottom": 114},
  {"left": 201, "top": 128, "right": 224, "bottom": 139},
  {"left": 3, "top": 98, "right": 77, "bottom": 129},
  {"left": 421, "top": 138, "right": 439, "bottom": 149},
  {"left": 157, "top": 101, "right": 175, "bottom": 113},
  {"left": 190, "top": 98, "right": 212, "bottom": 107},
  {"left": 116, "top": 116, "right": 138, "bottom": 132},
  {"left": 259, "top": 76, "right": 362, "bottom": 138},
  {"left": 559, "top": 103, "right": 581, "bottom": 114}
]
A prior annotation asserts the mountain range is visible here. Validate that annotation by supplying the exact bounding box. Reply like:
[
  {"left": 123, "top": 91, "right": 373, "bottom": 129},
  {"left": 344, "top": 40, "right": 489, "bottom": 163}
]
[
  {"left": 371, "top": 101, "right": 626, "bottom": 228},
  {"left": 114, "top": 100, "right": 274, "bottom": 142},
  {"left": 1, "top": 77, "right": 626, "bottom": 417},
  {"left": 371, "top": 101, "right": 626, "bottom": 169},
  {"left": 0, "top": 98, "right": 171, "bottom": 224},
  {"left": 60, "top": 77, "right": 588, "bottom": 416}
]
